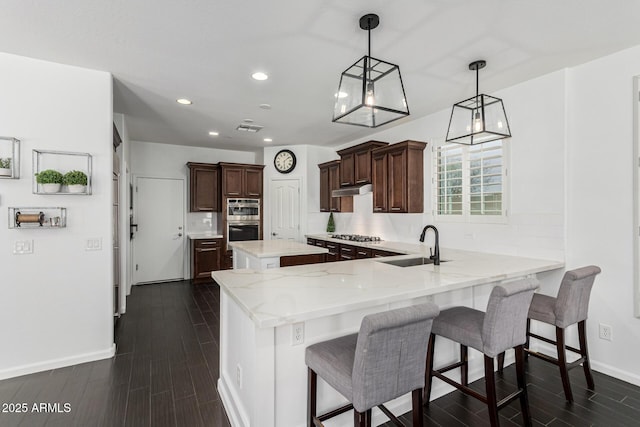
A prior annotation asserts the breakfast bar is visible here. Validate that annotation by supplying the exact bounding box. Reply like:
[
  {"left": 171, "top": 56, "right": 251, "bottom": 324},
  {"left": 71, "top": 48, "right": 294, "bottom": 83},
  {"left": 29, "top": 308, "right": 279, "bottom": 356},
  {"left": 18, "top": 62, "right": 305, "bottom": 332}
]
[{"left": 212, "top": 243, "right": 564, "bottom": 427}]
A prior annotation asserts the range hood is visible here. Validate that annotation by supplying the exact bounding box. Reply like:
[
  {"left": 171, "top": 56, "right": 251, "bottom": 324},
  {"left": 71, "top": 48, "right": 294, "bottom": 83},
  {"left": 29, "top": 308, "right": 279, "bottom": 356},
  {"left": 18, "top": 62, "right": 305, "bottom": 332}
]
[{"left": 331, "top": 183, "right": 372, "bottom": 197}]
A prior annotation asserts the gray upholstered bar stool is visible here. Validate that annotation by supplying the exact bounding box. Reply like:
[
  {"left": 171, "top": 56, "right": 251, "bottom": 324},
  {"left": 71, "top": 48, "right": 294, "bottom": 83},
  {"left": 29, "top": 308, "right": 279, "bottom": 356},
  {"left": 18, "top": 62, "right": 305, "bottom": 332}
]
[
  {"left": 424, "top": 278, "right": 539, "bottom": 427},
  {"left": 498, "top": 265, "right": 601, "bottom": 403},
  {"left": 306, "top": 303, "right": 440, "bottom": 427}
]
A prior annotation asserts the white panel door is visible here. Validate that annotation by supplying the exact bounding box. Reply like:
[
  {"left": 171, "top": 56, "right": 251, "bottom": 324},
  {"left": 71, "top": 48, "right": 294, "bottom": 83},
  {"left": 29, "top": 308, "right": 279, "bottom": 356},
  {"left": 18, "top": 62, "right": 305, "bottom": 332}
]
[
  {"left": 269, "top": 179, "right": 300, "bottom": 241},
  {"left": 133, "top": 177, "right": 184, "bottom": 284}
]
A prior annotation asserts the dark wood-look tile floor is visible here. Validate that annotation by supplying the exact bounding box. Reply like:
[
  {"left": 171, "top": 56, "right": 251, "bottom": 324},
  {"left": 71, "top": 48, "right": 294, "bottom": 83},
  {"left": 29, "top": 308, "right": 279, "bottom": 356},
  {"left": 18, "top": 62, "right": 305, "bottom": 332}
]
[
  {"left": 1, "top": 280, "right": 640, "bottom": 426},
  {"left": 0, "top": 280, "right": 230, "bottom": 427}
]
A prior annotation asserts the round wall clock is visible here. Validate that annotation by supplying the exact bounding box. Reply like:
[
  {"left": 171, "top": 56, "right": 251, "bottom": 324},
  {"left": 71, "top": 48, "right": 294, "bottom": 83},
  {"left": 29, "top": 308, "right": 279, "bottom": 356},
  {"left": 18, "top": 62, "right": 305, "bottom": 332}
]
[{"left": 274, "top": 149, "right": 296, "bottom": 174}]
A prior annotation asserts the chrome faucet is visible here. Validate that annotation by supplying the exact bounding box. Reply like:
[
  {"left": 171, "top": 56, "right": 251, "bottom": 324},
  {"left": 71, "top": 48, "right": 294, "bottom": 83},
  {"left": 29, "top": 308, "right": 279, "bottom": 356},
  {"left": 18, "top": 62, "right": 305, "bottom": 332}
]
[{"left": 419, "top": 225, "right": 440, "bottom": 265}]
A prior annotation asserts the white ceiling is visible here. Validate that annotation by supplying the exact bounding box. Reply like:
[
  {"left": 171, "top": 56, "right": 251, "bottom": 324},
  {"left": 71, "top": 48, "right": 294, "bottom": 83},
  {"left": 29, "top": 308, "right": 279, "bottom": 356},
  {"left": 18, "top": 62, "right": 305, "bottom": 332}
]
[{"left": 2, "top": 0, "right": 640, "bottom": 151}]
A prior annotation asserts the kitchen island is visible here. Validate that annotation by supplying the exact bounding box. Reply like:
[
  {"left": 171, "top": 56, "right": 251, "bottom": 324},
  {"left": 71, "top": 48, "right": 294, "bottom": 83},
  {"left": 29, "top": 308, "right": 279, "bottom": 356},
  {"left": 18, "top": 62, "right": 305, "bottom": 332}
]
[
  {"left": 212, "top": 244, "right": 564, "bottom": 427},
  {"left": 230, "top": 239, "right": 328, "bottom": 270}
]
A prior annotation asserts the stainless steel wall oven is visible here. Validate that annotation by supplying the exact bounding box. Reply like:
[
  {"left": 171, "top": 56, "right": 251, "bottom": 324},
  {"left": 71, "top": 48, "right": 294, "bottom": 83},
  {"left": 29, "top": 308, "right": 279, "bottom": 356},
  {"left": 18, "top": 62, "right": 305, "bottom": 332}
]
[{"left": 226, "top": 198, "right": 260, "bottom": 244}]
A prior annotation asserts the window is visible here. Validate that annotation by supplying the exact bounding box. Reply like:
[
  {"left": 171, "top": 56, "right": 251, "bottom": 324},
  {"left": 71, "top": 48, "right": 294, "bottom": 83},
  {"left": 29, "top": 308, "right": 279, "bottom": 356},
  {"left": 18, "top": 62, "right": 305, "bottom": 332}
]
[{"left": 434, "top": 140, "right": 508, "bottom": 222}]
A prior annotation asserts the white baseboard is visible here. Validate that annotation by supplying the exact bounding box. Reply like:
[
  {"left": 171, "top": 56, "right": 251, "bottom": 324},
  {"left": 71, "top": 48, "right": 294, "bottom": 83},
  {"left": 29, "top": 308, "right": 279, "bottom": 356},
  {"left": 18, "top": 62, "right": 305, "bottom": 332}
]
[
  {"left": 0, "top": 344, "right": 116, "bottom": 380},
  {"left": 590, "top": 360, "right": 640, "bottom": 387},
  {"left": 218, "top": 376, "right": 246, "bottom": 427}
]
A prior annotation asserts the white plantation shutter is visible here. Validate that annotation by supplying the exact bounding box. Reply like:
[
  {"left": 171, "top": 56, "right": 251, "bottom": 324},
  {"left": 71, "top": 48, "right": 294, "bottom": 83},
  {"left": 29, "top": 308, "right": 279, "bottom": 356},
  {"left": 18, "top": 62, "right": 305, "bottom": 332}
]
[{"left": 434, "top": 140, "right": 507, "bottom": 221}]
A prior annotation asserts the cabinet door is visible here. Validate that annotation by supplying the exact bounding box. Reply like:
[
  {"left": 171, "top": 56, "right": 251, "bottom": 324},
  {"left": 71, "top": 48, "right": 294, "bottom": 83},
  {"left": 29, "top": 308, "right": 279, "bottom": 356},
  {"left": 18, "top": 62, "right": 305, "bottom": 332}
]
[
  {"left": 354, "top": 150, "right": 372, "bottom": 184},
  {"left": 340, "top": 152, "right": 355, "bottom": 187},
  {"left": 193, "top": 239, "right": 221, "bottom": 282},
  {"left": 372, "top": 152, "right": 388, "bottom": 212},
  {"left": 223, "top": 167, "right": 244, "bottom": 197},
  {"left": 388, "top": 148, "right": 408, "bottom": 213},
  {"left": 245, "top": 168, "right": 263, "bottom": 197},
  {"left": 190, "top": 165, "right": 219, "bottom": 212},
  {"left": 329, "top": 163, "right": 342, "bottom": 212},
  {"left": 319, "top": 166, "right": 330, "bottom": 212}
]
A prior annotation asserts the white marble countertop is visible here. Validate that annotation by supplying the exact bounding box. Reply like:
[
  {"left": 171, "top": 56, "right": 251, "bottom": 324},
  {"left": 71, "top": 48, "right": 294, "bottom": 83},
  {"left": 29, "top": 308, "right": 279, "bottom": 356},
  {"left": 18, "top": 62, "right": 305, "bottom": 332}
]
[
  {"left": 306, "top": 234, "right": 424, "bottom": 254},
  {"left": 212, "top": 245, "right": 564, "bottom": 329},
  {"left": 188, "top": 232, "right": 224, "bottom": 240},
  {"left": 229, "top": 240, "right": 328, "bottom": 258}
]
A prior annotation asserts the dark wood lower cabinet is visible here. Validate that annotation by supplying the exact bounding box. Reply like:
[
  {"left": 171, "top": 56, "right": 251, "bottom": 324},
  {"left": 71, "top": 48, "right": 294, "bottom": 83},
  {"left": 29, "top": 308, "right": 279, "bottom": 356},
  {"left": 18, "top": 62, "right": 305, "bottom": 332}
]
[
  {"left": 280, "top": 253, "right": 326, "bottom": 267},
  {"left": 325, "top": 242, "right": 340, "bottom": 262},
  {"left": 191, "top": 239, "right": 222, "bottom": 283},
  {"left": 371, "top": 248, "right": 402, "bottom": 258},
  {"left": 223, "top": 251, "right": 233, "bottom": 270}
]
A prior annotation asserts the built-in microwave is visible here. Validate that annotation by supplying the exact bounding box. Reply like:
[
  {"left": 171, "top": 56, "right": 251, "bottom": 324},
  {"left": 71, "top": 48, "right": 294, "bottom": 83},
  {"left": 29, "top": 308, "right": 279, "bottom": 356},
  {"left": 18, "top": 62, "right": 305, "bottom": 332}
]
[{"left": 227, "top": 198, "right": 260, "bottom": 221}]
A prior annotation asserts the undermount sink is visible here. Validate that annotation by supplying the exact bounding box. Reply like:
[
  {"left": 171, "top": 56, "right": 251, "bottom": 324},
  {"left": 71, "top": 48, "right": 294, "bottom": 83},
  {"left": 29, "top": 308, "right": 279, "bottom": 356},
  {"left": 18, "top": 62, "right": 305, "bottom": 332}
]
[{"left": 377, "top": 257, "right": 448, "bottom": 267}]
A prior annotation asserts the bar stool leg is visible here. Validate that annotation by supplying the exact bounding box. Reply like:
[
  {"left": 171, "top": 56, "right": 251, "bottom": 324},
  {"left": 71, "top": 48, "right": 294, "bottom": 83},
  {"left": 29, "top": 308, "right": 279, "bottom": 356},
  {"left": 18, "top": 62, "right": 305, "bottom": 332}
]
[
  {"left": 412, "top": 389, "right": 424, "bottom": 427},
  {"left": 515, "top": 345, "right": 532, "bottom": 427},
  {"left": 308, "top": 368, "right": 317, "bottom": 427},
  {"left": 484, "top": 355, "right": 500, "bottom": 427},
  {"left": 578, "top": 320, "right": 595, "bottom": 390},
  {"left": 423, "top": 333, "right": 436, "bottom": 403},
  {"left": 524, "top": 318, "right": 531, "bottom": 359},
  {"left": 556, "top": 326, "right": 574, "bottom": 402},
  {"left": 497, "top": 352, "right": 505, "bottom": 373},
  {"left": 460, "top": 344, "right": 469, "bottom": 386}
]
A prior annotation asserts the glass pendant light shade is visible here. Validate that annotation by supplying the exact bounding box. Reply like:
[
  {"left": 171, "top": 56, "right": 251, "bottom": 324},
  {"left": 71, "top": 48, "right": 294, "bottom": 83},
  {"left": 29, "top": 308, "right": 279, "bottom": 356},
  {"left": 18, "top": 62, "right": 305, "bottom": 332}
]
[
  {"left": 446, "top": 61, "right": 511, "bottom": 145},
  {"left": 332, "top": 14, "right": 409, "bottom": 128}
]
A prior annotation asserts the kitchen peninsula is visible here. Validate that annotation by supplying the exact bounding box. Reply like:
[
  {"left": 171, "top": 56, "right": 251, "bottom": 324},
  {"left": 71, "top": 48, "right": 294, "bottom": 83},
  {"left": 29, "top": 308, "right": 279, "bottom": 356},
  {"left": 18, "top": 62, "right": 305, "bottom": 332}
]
[{"left": 212, "top": 241, "right": 564, "bottom": 427}]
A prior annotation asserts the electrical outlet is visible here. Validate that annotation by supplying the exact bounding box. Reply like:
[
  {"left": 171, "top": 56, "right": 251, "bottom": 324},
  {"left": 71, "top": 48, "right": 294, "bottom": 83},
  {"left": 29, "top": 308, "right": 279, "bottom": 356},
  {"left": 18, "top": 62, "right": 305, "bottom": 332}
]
[
  {"left": 13, "top": 240, "right": 33, "bottom": 254},
  {"left": 236, "top": 364, "right": 243, "bottom": 389},
  {"left": 599, "top": 323, "right": 612, "bottom": 341},
  {"left": 292, "top": 322, "right": 304, "bottom": 345}
]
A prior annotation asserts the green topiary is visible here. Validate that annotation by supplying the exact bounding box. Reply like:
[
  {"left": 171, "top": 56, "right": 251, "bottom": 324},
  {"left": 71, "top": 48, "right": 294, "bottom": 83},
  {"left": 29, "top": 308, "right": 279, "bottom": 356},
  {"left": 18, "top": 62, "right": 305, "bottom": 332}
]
[
  {"left": 35, "top": 169, "right": 63, "bottom": 184},
  {"left": 63, "top": 170, "right": 88, "bottom": 186},
  {"left": 326, "top": 212, "right": 335, "bottom": 233},
  {"left": 0, "top": 158, "right": 11, "bottom": 169}
]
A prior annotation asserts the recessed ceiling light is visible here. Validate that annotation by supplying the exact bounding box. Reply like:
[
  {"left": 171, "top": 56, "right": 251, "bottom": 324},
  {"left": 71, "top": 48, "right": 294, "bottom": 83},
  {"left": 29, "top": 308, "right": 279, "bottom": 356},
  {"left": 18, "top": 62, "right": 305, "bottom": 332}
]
[
  {"left": 176, "top": 98, "right": 192, "bottom": 105},
  {"left": 208, "top": 131, "right": 219, "bottom": 136},
  {"left": 259, "top": 103, "right": 272, "bottom": 110},
  {"left": 243, "top": 118, "right": 254, "bottom": 123},
  {"left": 252, "top": 72, "right": 268, "bottom": 81},
  {"left": 263, "top": 138, "right": 273, "bottom": 142}
]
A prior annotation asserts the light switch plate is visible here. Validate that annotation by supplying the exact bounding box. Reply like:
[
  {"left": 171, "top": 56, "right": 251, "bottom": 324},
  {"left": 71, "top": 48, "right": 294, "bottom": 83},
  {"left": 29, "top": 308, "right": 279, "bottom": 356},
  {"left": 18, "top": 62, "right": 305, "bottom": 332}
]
[
  {"left": 13, "top": 240, "right": 34, "bottom": 254},
  {"left": 85, "top": 238, "right": 102, "bottom": 251}
]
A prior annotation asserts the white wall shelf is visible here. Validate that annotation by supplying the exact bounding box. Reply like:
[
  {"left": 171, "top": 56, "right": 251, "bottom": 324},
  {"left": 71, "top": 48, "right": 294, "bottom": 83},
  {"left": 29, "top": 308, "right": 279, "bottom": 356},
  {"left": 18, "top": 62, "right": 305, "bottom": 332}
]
[
  {"left": 32, "top": 149, "right": 92, "bottom": 195},
  {"left": 8, "top": 207, "right": 67, "bottom": 228},
  {"left": 0, "top": 137, "right": 20, "bottom": 179}
]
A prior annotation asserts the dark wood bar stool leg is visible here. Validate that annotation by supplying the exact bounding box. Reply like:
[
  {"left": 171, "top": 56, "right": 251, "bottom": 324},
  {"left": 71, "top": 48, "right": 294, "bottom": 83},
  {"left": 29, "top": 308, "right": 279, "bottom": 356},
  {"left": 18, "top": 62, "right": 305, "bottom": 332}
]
[
  {"left": 578, "top": 320, "right": 595, "bottom": 390},
  {"left": 556, "top": 326, "right": 574, "bottom": 403},
  {"left": 460, "top": 344, "right": 469, "bottom": 386},
  {"left": 515, "top": 345, "right": 532, "bottom": 427},
  {"left": 524, "top": 318, "right": 531, "bottom": 358},
  {"left": 412, "top": 389, "right": 424, "bottom": 427},
  {"left": 423, "top": 333, "right": 436, "bottom": 402},
  {"left": 484, "top": 355, "right": 500, "bottom": 427},
  {"left": 308, "top": 368, "right": 317, "bottom": 427},
  {"left": 497, "top": 352, "right": 505, "bottom": 373}
]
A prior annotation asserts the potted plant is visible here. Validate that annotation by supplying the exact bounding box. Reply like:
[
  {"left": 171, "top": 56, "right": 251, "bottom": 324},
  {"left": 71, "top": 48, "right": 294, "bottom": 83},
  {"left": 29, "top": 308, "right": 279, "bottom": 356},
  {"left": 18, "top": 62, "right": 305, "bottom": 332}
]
[
  {"left": 35, "top": 169, "right": 63, "bottom": 193},
  {"left": 63, "top": 170, "right": 88, "bottom": 193},
  {"left": 326, "top": 212, "right": 335, "bottom": 233},
  {"left": 0, "top": 158, "right": 11, "bottom": 176}
]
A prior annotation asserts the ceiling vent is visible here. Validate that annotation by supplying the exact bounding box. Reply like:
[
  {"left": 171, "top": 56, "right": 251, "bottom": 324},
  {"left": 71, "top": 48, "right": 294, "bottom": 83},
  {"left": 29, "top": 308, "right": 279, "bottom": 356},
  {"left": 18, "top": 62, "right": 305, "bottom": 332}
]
[{"left": 236, "top": 124, "right": 263, "bottom": 133}]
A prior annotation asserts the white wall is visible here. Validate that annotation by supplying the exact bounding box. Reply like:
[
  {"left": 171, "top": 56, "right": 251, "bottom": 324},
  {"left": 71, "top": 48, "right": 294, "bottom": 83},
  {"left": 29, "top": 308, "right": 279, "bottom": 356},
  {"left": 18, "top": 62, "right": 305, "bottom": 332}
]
[
  {"left": 129, "top": 141, "right": 257, "bottom": 279},
  {"left": 0, "top": 53, "right": 114, "bottom": 379},
  {"left": 262, "top": 144, "right": 337, "bottom": 241},
  {"left": 565, "top": 45, "right": 640, "bottom": 385}
]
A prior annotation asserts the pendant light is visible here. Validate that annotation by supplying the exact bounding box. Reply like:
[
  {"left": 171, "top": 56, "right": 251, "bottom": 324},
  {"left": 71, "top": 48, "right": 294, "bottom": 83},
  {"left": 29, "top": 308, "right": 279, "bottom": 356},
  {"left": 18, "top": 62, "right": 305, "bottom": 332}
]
[
  {"left": 445, "top": 60, "right": 511, "bottom": 145},
  {"left": 332, "top": 14, "right": 409, "bottom": 128}
]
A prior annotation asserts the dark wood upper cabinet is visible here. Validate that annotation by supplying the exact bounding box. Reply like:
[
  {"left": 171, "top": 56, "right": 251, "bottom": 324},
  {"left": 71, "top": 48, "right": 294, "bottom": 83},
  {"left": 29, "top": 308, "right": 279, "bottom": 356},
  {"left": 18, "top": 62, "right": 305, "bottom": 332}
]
[
  {"left": 337, "top": 140, "right": 389, "bottom": 187},
  {"left": 371, "top": 140, "right": 427, "bottom": 213},
  {"left": 219, "top": 163, "right": 264, "bottom": 198},
  {"left": 318, "top": 160, "right": 353, "bottom": 212},
  {"left": 187, "top": 162, "right": 220, "bottom": 212},
  {"left": 244, "top": 167, "right": 263, "bottom": 197}
]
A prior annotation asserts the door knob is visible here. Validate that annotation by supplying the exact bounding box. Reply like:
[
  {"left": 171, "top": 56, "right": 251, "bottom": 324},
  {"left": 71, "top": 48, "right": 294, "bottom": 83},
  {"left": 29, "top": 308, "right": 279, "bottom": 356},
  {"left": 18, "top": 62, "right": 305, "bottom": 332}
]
[
  {"left": 272, "top": 232, "right": 277, "bottom": 236},
  {"left": 178, "top": 233, "right": 183, "bottom": 237}
]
